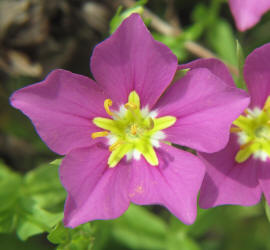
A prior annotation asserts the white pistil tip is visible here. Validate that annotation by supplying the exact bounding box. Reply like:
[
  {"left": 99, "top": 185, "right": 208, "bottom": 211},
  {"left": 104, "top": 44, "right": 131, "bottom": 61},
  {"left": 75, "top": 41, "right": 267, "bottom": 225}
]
[
  {"left": 141, "top": 106, "right": 150, "bottom": 118},
  {"left": 107, "top": 134, "right": 117, "bottom": 145},
  {"left": 114, "top": 105, "right": 126, "bottom": 119},
  {"left": 151, "top": 131, "right": 166, "bottom": 148},
  {"left": 126, "top": 151, "right": 133, "bottom": 161},
  {"left": 133, "top": 150, "right": 141, "bottom": 160},
  {"left": 125, "top": 149, "right": 141, "bottom": 162},
  {"left": 237, "top": 131, "right": 249, "bottom": 145},
  {"left": 247, "top": 107, "right": 262, "bottom": 118},
  {"left": 253, "top": 150, "right": 269, "bottom": 162},
  {"left": 149, "top": 110, "right": 158, "bottom": 119},
  {"left": 141, "top": 106, "right": 158, "bottom": 119}
]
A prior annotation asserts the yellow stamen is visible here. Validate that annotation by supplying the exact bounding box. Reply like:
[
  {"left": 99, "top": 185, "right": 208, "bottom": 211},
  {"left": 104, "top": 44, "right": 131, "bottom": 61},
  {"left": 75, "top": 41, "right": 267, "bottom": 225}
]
[
  {"left": 148, "top": 117, "right": 154, "bottom": 130},
  {"left": 263, "top": 96, "right": 270, "bottom": 111},
  {"left": 104, "top": 99, "right": 114, "bottom": 116},
  {"left": 230, "top": 127, "right": 242, "bottom": 133},
  {"left": 131, "top": 124, "right": 137, "bottom": 135},
  {"left": 268, "top": 120, "right": 270, "bottom": 125},
  {"left": 91, "top": 131, "right": 109, "bottom": 139},
  {"left": 109, "top": 140, "right": 124, "bottom": 152},
  {"left": 124, "top": 102, "right": 137, "bottom": 110},
  {"left": 240, "top": 140, "right": 254, "bottom": 150}
]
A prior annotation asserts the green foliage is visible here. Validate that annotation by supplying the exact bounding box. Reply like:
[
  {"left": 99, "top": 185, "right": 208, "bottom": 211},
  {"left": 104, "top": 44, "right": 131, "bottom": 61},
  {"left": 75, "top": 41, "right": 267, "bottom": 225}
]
[
  {"left": 23, "top": 159, "right": 66, "bottom": 211},
  {"left": 153, "top": 33, "right": 188, "bottom": 60},
  {"left": 48, "top": 222, "right": 94, "bottom": 250},
  {"left": 0, "top": 160, "right": 64, "bottom": 241},
  {"left": 112, "top": 205, "right": 167, "bottom": 249},
  {"left": 265, "top": 200, "right": 270, "bottom": 222},
  {"left": 109, "top": 0, "right": 147, "bottom": 34},
  {"left": 235, "top": 40, "right": 248, "bottom": 89},
  {"left": 207, "top": 19, "right": 237, "bottom": 66},
  {"left": 0, "top": 233, "right": 52, "bottom": 250}
]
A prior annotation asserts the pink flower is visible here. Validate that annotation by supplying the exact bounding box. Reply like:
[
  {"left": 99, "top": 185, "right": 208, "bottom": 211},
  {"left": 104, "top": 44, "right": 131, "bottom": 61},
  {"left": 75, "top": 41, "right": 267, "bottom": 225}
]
[
  {"left": 10, "top": 14, "right": 249, "bottom": 227},
  {"left": 229, "top": 0, "right": 270, "bottom": 31},
  {"left": 198, "top": 43, "right": 270, "bottom": 208}
]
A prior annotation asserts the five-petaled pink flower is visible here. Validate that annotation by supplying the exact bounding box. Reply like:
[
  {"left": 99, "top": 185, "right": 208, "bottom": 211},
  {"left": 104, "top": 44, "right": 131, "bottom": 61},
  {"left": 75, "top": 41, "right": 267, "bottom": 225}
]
[
  {"left": 10, "top": 14, "right": 249, "bottom": 227},
  {"left": 198, "top": 43, "right": 270, "bottom": 208},
  {"left": 229, "top": 0, "right": 270, "bottom": 31}
]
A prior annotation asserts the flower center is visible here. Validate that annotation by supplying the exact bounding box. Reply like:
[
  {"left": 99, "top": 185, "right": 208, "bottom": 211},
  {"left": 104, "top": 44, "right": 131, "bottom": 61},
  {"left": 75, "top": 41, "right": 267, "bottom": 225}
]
[
  {"left": 91, "top": 91, "right": 176, "bottom": 168},
  {"left": 231, "top": 96, "right": 270, "bottom": 163}
]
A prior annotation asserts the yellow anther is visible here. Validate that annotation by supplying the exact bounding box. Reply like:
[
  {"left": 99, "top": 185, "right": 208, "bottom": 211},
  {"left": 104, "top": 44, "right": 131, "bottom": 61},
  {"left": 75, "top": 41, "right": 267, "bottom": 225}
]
[
  {"left": 104, "top": 99, "right": 114, "bottom": 116},
  {"left": 109, "top": 140, "right": 123, "bottom": 152},
  {"left": 240, "top": 140, "right": 254, "bottom": 150},
  {"left": 124, "top": 102, "right": 137, "bottom": 110},
  {"left": 131, "top": 124, "right": 137, "bottom": 135},
  {"left": 230, "top": 127, "right": 242, "bottom": 133},
  {"left": 148, "top": 118, "right": 154, "bottom": 130},
  {"left": 91, "top": 131, "right": 109, "bottom": 139},
  {"left": 263, "top": 96, "right": 270, "bottom": 111}
]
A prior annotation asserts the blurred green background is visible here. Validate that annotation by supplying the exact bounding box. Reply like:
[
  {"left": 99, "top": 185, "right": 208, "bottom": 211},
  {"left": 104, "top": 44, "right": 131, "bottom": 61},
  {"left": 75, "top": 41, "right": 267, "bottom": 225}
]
[{"left": 1, "top": 0, "right": 270, "bottom": 249}]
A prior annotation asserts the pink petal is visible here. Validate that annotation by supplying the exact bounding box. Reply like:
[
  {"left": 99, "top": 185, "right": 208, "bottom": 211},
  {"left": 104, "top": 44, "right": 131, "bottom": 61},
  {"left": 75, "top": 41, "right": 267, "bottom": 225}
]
[
  {"left": 229, "top": 0, "right": 270, "bottom": 31},
  {"left": 178, "top": 58, "right": 235, "bottom": 87},
  {"left": 155, "top": 68, "right": 250, "bottom": 153},
  {"left": 257, "top": 158, "right": 270, "bottom": 205},
  {"left": 10, "top": 69, "right": 107, "bottom": 155},
  {"left": 199, "top": 134, "right": 262, "bottom": 208},
  {"left": 61, "top": 144, "right": 131, "bottom": 228},
  {"left": 244, "top": 43, "right": 270, "bottom": 108},
  {"left": 91, "top": 14, "right": 177, "bottom": 108},
  {"left": 128, "top": 143, "right": 205, "bottom": 224}
]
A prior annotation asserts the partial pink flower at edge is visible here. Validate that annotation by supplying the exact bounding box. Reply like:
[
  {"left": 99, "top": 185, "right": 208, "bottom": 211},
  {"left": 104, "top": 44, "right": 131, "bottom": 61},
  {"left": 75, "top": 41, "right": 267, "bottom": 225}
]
[
  {"left": 198, "top": 43, "right": 270, "bottom": 209},
  {"left": 229, "top": 0, "right": 270, "bottom": 31},
  {"left": 10, "top": 14, "right": 249, "bottom": 228}
]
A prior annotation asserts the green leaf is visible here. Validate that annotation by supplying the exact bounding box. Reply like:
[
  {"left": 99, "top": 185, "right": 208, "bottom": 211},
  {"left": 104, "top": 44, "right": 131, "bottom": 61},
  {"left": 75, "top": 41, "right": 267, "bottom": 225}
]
[
  {"left": 92, "top": 221, "right": 112, "bottom": 250},
  {"left": 0, "top": 161, "right": 22, "bottom": 233},
  {"left": 207, "top": 19, "right": 237, "bottom": 66},
  {"left": 0, "top": 160, "right": 64, "bottom": 240},
  {"left": 109, "top": 0, "right": 147, "bottom": 34},
  {"left": 0, "top": 233, "right": 54, "bottom": 250},
  {"left": 0, "top": 161, "right": 22, "bottom": 212},
  {"left": 23, "top": 159, "right": 66, "bottom": 211},
  {"left": 166, "top": 233, "right": 200, "bottom": 250},
  {"left": 153, "top": 33, "right": 187, "bottom": 59},
  {"left": 16, "top": 199, "right": 63, "bottom": 240},
  {"left": 112, "top": 204, "right": 167, "bottom": 249},
  {"left": 235, "top": 40, "right": 247, "bottom": 89},
  {"left": 48, "top": 222, "right": 94, "bottom": 250},
  {"left": 187, "top": 208, "right": 221, "bottom": 238},
  {"left": 165, "top": 215, "right": 200, "bottom": 250},
  {"left": 47, "top": 222, "right": 70, "bottom": 245},
  {"left": 109, "top": 6, "right": 124, "bottom": 34},
  {"left": 265, "top": 200, "right": 270, "bottom": 222}
]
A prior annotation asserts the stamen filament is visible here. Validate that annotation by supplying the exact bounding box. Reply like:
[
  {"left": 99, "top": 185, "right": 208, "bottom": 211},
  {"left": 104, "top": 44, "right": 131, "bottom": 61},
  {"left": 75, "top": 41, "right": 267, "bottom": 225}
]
[
  {"left": 230, "top": 127, "right": 242, "bottom": 133},
  {"left": 104, "top": 99, "right": 114, "bottom": 116},
  {"left": 109, "top": 140, "right": 124, "bottom": 152},
  {"left": 148, "top": 117, "right": 154, "bottom": 130},
  {"left": 91, "top": 131, "right": 109, "bottom": 139},
  {"left": 124, "top": 102, "right": 137, "bottom": 110},
  {"left": 240, "top": 140, "right": 254, "bottom": 150}
]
